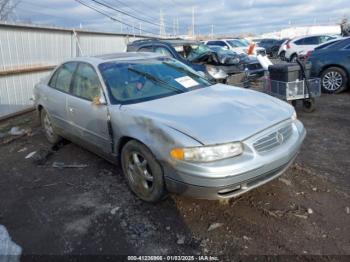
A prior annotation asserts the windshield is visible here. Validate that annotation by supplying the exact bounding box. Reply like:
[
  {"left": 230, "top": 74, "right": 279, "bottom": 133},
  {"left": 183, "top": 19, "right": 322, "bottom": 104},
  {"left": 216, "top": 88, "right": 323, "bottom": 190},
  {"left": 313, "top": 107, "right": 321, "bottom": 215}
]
[
  {"left": 227, "top": 40, "right": 247, "bottom": 47},
  {"left": 98, "top": 57, "right": 211, "bottom": 104}
]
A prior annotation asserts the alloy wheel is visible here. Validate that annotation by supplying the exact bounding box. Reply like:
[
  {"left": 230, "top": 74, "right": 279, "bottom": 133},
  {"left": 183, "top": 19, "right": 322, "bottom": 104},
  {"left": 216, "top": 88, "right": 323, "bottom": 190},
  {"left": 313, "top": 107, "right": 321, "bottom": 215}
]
[
  {"left": 126, "top": 152, "right": 154, "bottom": 196},
  {"left": 322, "top": 71, "right": 343, "bottom": 91}
]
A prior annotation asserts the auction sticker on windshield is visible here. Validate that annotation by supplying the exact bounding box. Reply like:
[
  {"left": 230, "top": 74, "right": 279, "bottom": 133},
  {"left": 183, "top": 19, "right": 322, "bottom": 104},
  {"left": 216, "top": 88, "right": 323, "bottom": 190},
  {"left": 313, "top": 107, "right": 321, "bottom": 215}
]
[{"left": 175, "top": 76, "right": 199, "bottom": 88}]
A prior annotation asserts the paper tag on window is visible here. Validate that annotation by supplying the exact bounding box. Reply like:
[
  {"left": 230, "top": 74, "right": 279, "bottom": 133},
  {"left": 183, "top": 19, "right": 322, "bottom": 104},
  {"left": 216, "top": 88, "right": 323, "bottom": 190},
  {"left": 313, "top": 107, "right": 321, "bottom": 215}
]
[{"left": 175, "top": 76, "right": 199, "bottom": 88}]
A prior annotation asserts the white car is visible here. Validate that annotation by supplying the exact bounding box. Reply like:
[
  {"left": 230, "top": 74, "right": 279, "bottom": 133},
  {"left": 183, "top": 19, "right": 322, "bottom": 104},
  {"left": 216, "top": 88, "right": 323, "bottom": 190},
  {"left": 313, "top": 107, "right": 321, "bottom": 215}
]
[
  {"left": 204, "top": 39, "right": 266, "bottom": 56},
  {"left": 284, "top": 35, "right": 335, "bottom": 62}
]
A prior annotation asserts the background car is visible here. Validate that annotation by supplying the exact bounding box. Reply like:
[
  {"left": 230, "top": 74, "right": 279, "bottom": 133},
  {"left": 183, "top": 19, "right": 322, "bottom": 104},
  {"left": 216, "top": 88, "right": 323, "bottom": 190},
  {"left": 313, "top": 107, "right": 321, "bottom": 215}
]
[
  {"left": 284, "top": 35, "right": 335, "bottom": 62},
  {"left": 308, "top": 37, "right": 350, "bottom": 93},
  {"left": 204, "top": 39, "right": 266, "bottom": 56},
  {"left": 277, "top": 39, "right": 290, "bottom": 60},
  {"left": 127, "top": 39, "right": 264, "bottom": 82},
  {"left": 259, "top": 38, "right": 289, "bottom": 58}
]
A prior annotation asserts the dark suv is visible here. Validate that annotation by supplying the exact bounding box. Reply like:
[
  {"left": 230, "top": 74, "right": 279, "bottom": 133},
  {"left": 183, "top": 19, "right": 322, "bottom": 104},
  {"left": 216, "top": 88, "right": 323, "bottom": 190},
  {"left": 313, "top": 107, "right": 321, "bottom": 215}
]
[{"left": 127, "top": 39, "right": 264, "bottom": 83}]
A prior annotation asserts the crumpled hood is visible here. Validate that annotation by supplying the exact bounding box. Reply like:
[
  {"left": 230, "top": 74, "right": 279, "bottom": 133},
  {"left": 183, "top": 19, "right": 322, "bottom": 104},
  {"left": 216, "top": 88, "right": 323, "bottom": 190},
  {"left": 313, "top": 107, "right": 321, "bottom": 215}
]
[{"left": 123, "top": 84, "right": 294, "bottom": 145}]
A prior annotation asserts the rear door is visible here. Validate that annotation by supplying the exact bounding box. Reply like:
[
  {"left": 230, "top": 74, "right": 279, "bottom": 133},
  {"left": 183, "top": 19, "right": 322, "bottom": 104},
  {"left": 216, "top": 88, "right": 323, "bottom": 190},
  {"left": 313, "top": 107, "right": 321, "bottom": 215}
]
[
  {"left": 67, "top": 62, "right": 111, "bottom": 154},
  {"left": 43, "top": 62, "right": 78, "bottom": 134}
]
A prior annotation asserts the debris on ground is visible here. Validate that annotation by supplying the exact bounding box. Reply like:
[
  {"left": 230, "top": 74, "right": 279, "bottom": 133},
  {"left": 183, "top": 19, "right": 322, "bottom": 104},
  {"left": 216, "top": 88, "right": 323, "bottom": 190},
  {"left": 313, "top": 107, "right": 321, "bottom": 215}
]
[
  {"left": 32, "top": 148, "right": 53, "bottom": 165},
  {"left": 345, "top": 206, "right": 350, "bottom": 214},
  {"left": 0, "top": 225, "right": 22, "bottom": 259},
  {"left": 176, "top": 234, "right": 185, "bottom": 245},
  {"left": 8, "top": 127, "right": 26, "bottom": 136},
  {"left": 307, "top": 208, "right": 313, "bottom": 215},
  {"left": 52, "top": 162, "right": 88, "bottom": 169},
  {"left": 17, "top": 147, "right": 27, "bottom": 153},
  {"left": 279, "top": 178, "right": 292, "bottom": 186},
  {"left": 207, "top": 222, "right": 224, "bottom": 232},
  {"left": 25, "top": 151, "right": 37, "bottom": 159},
  {"left": 243, "top": 235, "right": 252, "bottom": 241},
  {"left": 110, "top": 207, "right": 120, "bottom": 215}
]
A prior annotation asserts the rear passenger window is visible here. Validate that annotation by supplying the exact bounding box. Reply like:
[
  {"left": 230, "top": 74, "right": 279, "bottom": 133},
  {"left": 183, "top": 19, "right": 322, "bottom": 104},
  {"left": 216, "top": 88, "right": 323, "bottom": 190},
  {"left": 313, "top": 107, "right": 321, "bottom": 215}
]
[
  {"left": 294, "top": 39, "right": 304, "bottom": 45},
  {"left": 139, "top": 46, "right": 153, "bottom": 52},
  {"left": 71, "top": 63, "right": 102, "bottom": 101},
  {"left": 303, "top": 37, "right": 319, "bottom": 45},
  {"left": 49, "top": 62, "right": 77, "bottom": 93}
]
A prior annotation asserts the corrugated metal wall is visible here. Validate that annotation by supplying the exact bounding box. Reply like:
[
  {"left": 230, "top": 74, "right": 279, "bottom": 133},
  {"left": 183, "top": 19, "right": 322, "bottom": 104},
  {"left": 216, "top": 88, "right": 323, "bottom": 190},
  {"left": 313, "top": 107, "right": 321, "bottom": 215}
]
[{"left": 0, "top": 22, "right": 147, "bottom": 119}]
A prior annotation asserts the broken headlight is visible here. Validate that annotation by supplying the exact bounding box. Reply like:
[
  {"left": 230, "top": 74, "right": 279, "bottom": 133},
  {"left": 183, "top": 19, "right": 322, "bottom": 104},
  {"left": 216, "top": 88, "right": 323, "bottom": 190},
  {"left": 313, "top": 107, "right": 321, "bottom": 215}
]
[{"left": 205, "top": 65, "right": 228, "bottom": 80}]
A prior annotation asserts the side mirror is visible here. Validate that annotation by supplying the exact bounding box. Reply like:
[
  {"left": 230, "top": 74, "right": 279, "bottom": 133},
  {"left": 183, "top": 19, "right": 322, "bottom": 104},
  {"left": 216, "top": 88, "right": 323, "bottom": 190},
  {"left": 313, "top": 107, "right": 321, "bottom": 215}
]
[
  {"left": 223, "top": 46, "right": 229, "bottom": 50},
  {"left": 92, "top": 95, "right": 107, "bottom": 106}
]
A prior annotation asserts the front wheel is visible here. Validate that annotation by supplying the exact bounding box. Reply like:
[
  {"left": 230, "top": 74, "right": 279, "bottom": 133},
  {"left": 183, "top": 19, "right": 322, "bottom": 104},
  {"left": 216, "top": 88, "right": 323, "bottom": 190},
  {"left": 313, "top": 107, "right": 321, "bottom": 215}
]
[
  {"left": 321, "top": 67, "right": 348, "bottom": 94},
  {"left": 279, "top": 51, "right": 286, "bottom": 61},
  {"left": 302, "top": 98, "right": 316, "bottom": 113},
  {"left": 121, "top": 140, "right": 167, "bottom": 202}
]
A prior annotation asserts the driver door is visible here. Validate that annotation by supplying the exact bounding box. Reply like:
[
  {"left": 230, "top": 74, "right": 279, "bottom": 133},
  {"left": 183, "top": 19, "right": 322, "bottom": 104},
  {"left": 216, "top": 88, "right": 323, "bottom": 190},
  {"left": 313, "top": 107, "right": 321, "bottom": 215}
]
[{"left": 67, "top": 62, "right": 111, "bottom": 155}]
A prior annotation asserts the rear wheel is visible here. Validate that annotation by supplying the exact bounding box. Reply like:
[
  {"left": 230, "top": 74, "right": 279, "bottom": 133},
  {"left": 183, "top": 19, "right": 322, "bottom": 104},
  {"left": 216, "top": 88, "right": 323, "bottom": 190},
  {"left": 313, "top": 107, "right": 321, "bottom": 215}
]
[
  {"left": 121, "top": 140, "right": 167, "bottom": 202},
  {"left": 321, "top": 67, "right": 348, "bottom": 94},
  {"left": 41, "top": 109, "right": 61, "bottom": 144}
]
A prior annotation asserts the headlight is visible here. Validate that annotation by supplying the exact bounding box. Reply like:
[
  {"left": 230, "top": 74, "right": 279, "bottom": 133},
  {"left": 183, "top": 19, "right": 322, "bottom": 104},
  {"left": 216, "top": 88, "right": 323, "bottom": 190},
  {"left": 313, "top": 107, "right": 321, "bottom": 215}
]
[
  {"left": 291, "top": 111, "right": 297, "bottom": 121},
  {"left": 206, "top": 66, "right": 228, "bottom": 80},
  {"left": 170, "top": 142, "right": 243, "bottom": 162}
]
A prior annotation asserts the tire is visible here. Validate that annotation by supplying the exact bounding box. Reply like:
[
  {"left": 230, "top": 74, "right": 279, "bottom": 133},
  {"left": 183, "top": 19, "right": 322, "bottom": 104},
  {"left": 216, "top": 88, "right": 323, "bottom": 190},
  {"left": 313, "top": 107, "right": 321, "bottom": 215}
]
[
  {"left": 279, "top": 51, "right": 286, "bottom": 61},
  {"left": 41, "top": 109, "right": 62, "bottom": 144},
  {"left": 320, "top": 67, "right": 348, "bottom": 94},
  {"left": 121, "top": 140, "right": 167, "bottom": 202},
  {"left": 302, "top": 98, "right": 316, "bottom": 113},
  {"left": 290, "top": 54, "right": 298, "bottom": 63}
]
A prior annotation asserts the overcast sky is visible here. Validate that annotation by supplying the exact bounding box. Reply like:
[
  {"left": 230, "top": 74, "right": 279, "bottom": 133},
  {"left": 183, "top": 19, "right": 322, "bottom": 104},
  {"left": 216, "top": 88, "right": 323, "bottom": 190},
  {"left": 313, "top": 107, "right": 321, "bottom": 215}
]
[{"left": 13, "top": 0, "right": 350, "bottom": 36}]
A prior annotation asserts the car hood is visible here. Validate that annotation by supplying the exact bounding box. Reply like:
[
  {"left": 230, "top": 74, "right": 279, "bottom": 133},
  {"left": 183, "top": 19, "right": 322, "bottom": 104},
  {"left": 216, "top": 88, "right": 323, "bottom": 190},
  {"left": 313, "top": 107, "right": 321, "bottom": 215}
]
[{"left": 122, "top": 84, "right": 294, "bottom": 145}]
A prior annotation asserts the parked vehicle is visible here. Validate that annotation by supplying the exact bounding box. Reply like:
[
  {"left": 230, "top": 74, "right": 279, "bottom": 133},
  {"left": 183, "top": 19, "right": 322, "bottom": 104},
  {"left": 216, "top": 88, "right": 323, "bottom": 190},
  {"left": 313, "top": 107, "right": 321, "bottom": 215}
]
[
  {"left": 284, "top": 35, "right": 335, "bottom": 62},
  {"left": 278, "top": 39, "right": 290, "bottom": 60},
  {"left": 308, "top": 37, "right": 350, "bottom": 93},
  {"left": 127, "top": 39, "right": 264, "bottom": 82},
  {"left": 34, "top": 53, "right": 306, "bottom": 202},
  {"left": 204, "top": 39, "right": 266, "bottom": 56},
  {"left": 259, "top": 38, "right": 288, "bottom": 58}
]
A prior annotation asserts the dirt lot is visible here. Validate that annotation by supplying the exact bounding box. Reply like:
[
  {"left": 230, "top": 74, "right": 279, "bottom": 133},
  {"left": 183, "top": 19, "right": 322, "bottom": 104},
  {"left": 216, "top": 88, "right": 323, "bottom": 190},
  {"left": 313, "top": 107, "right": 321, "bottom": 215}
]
[{"left": 0, "top": 91, "right": 350, "bottom": 260}]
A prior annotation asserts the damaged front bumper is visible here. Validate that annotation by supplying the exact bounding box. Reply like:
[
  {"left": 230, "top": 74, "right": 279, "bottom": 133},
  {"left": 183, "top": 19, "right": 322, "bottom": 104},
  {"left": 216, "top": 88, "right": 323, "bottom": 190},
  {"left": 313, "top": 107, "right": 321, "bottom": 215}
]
[{"left": 163, "top": 119, "right": 306, "bottom": 200}]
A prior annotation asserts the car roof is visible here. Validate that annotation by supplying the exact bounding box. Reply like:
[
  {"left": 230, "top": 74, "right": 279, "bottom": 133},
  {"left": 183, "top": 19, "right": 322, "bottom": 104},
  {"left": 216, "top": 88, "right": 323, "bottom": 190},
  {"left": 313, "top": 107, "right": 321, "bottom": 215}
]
[
  {"left": 292, "top": 34, "right": 332, "bottom": 41},
  {"left": 64, "top": 52, "right": 163, "bottom": 66}
]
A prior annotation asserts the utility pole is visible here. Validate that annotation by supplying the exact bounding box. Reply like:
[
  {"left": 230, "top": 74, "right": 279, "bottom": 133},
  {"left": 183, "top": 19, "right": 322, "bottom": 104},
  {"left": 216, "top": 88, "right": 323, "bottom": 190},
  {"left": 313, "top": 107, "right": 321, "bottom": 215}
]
[
  {"left": 176, "top": 16, "right": 179, "bottom": 36},
  {"left": 211, "top": 24, "right": 214, "bottom": 39},
  {"left": 192, "top": 6, "right": 195, "bottom": 37},
  {"left": 119, "top": 14, "right": 123, "bottom": 33},
  {"left": 159, "top": 9, "right": 166, "bottom": 37},
  {"left": 139, "top": 22, "right": 142, "bottom": 35}
]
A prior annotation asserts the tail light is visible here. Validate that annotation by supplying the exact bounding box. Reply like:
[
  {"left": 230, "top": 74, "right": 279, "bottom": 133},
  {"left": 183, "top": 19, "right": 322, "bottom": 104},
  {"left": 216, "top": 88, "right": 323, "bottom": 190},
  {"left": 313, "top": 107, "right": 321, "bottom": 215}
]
[
  {"left": 305, "top": 50, "right": 313, "bottom": 60},
  {"left": 286, "top": 40, "right": 291, "bottom": 49}
]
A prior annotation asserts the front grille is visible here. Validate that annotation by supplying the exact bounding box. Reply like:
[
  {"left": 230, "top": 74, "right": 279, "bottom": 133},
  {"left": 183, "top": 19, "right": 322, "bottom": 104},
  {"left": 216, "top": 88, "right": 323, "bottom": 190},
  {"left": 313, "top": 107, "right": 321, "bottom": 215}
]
[
  {"left": 257, "top": 49, "right": 266, "bottom": 56},
  {"left": 253, "top": 124, "right": 293, "bottom": 153},
  {"left": 247, "top": 62, "right": 263, "bottom": 70}
]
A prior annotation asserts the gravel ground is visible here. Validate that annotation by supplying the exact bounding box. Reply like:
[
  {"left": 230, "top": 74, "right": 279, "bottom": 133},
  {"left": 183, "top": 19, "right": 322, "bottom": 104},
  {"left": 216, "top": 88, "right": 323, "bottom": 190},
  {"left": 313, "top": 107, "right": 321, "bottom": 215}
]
[{"left": 0, "top": 90, "right": 349, "bottom": 260}]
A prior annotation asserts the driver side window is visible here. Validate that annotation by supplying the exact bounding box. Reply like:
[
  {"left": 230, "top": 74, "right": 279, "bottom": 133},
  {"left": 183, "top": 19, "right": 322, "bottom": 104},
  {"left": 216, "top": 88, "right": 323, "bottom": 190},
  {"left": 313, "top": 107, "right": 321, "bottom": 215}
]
[
  {"left": 154, "top": 46, "right": 174, "bottom": 57},
  {"left": 71, "top": 63, "right": 102, "bottom": 101}
]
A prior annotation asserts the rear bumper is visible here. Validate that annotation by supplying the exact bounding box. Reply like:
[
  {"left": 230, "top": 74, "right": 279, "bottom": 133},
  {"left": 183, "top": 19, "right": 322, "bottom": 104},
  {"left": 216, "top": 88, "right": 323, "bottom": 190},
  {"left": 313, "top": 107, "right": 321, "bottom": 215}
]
[{"left": 164, "top": 119, "right": 306, "bottom": 200}]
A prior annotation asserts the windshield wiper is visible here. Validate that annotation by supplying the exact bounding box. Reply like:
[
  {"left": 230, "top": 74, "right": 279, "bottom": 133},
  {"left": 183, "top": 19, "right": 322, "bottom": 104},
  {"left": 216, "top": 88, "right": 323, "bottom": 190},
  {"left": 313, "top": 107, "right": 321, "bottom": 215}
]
[
  {"left": 162, "top": 61, "right": 202, "bottom": 79},
  {"left": 127, "top": 67, "right": 185, "bottom": 94}
]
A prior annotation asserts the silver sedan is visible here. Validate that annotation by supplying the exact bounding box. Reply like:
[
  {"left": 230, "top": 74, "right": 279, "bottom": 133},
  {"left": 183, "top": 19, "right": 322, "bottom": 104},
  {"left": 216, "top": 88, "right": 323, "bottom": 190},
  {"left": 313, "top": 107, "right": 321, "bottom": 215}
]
[{"left": 34, "top": 52, "right": 306, "bottom": 202}]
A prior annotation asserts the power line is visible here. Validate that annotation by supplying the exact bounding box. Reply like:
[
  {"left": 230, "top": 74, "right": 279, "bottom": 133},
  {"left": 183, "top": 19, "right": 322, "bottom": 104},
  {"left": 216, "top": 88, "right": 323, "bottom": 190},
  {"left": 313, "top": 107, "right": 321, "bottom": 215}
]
[
  {"left": 103, "top": 0, "right": 159, "bottom": 22},
  {"left": 74, "top": 0, "right": 158, "bottom": 35},
  {"left": 90, "top": 0, "right": 161, "bottom": 27}
]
